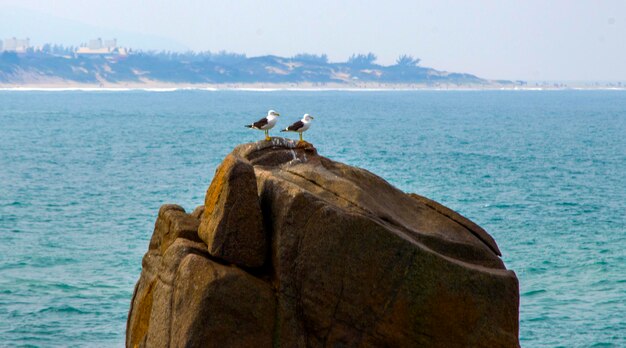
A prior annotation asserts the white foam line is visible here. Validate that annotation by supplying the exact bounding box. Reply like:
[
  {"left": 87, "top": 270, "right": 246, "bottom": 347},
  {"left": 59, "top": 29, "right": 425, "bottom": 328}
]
[
  {"left": 0, "top": 87, "right": 217, "bottom": 92},
  {"left": 0, "top": 87, "right": 625, "bottom": 92},
  {"left": 0, "top": 87, "right": 141, "bottom": 92}
]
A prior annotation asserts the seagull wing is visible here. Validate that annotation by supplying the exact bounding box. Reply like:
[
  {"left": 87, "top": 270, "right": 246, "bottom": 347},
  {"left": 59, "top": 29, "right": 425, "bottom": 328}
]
[
  {"left": 251, "top": 117, "right": 269, "bottom": 129},
  {"left": 283, "top": 120, "right": 304, "bottom": 132}
]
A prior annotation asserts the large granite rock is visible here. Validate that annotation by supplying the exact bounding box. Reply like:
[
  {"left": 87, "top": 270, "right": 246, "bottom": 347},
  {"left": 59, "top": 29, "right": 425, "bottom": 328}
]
[{"left": 127, "top": 138, "right": 520, "bottom": 348}]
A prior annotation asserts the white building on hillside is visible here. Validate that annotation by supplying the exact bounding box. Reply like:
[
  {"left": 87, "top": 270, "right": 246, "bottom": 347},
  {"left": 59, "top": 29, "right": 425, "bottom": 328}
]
[
  {"left": 104, "top": 39, "right": 117, "bottom": 49},
  {"left": 88, "top": 38, "right": 103, "bottom": 50},
  {"left": 3, "top": 37, "right": 30, "bottom": 52},
  {"left": 77, "top": 38, "right": 127, "bottom": 56}
]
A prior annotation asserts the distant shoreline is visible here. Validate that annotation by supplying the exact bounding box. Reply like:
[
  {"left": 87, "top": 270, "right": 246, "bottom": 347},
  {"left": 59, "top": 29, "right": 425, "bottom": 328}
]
[{"left": 0, "top": 81, "right": 624, "bottom": 91}]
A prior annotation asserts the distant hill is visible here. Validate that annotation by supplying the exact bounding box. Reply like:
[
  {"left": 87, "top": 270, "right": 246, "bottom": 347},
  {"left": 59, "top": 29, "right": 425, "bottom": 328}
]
[{"left": 0, "top": 50, "right": 520, "bottom": 87}]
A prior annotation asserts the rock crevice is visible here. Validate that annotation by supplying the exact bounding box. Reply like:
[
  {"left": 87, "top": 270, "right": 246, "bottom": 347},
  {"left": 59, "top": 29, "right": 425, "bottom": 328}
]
[{"left": 127, "top": 138, "right": 520, "bottom": 348}]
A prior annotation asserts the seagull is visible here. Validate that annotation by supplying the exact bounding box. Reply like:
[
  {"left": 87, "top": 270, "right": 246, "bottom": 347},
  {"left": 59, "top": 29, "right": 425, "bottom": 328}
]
[
  {"left": 245, "top": 110, "right": 280, "bottom": 141},
  {"left": 281, "top": 114, "right": 315, "bottom": 141}
]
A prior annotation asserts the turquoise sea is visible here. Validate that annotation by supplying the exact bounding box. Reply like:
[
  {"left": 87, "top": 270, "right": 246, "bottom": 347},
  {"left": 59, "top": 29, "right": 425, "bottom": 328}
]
[{"left": 0, "top": 90, "right": 624, "bottom": 347}]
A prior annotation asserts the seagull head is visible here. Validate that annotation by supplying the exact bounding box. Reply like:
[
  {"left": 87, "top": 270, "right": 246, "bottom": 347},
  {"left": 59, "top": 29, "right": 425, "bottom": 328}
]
[
  {"left": 268, "top": 110, "right": 280, "bottom": 117},
  {"left": 303, "top": 114, "right": 314, "bottom": 121}
]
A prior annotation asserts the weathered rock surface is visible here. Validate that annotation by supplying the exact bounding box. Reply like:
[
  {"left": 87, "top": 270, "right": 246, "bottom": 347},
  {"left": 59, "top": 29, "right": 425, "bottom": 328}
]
[
  {"left": 198, "top": 154, "right": 266, "bottom": 268},
  {"left": 127, "top": 138, "right": 520, "bottom": 348}
]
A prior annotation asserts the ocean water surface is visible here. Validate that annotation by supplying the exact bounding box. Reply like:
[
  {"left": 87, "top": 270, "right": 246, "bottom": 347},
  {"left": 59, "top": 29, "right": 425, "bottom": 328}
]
[{"left": 0, "top": 90, "right": 624, "bottom": 347}]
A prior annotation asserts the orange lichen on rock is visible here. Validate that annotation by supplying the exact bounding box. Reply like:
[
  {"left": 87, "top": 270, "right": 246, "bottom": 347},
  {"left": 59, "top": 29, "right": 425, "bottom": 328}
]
[{"left": 198, "top": 154, "right": 266, "bottom": 268}]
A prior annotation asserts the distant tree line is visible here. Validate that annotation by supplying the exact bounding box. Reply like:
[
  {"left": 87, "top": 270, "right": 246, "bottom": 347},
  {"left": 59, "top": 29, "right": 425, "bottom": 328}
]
[
  {"left": 127, "top": 50, "right": 421, "bottom": 68},
  {"left": 0, "top": 44, "right": 498, "bottom": 85},
  {"left": 2, "top": 42, "right": 421, "bottom": 68}
]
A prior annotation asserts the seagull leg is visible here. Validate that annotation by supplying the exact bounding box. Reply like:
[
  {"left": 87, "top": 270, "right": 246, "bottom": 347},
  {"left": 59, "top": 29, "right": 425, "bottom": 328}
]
[{"left": 265, "top": 130, "right": 271, "bottom": 141}]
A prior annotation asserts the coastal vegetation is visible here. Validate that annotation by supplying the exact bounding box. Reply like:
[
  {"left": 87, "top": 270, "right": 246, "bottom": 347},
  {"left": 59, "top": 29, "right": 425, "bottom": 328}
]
[{"left": 0, "top": 47, "right": 517, "bottom": 86}]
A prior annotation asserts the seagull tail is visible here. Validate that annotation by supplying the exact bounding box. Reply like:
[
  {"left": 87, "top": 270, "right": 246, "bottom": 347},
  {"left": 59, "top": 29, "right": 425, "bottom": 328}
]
[
  {"left": 280, "top": 128, "right": 288, "bottom": 132},
  {"left": 244, "top": 125, "right": 253, "bottom": 128}
]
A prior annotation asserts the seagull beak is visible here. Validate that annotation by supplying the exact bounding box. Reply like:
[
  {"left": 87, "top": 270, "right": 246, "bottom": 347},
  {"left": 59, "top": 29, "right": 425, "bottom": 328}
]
[
  {"left": 276, "top": 113, "right": 280, "bottom": 116},
  {"left": 310, "top": 116, "right": 315, "bottom": 119}
]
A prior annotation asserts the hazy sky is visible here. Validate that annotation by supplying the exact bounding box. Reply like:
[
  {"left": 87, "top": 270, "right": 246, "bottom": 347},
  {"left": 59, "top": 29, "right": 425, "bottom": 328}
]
[{"left": 2, "top": 0, "right": 625, "bottom": 81}]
